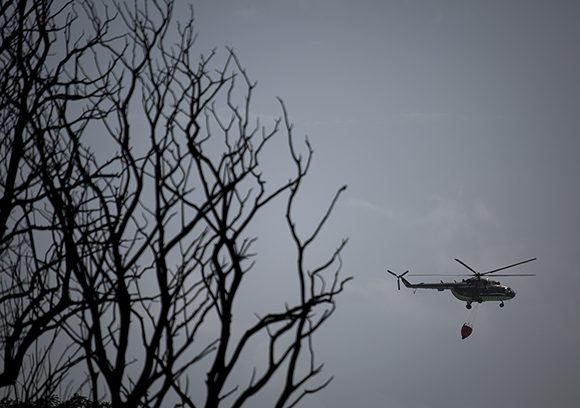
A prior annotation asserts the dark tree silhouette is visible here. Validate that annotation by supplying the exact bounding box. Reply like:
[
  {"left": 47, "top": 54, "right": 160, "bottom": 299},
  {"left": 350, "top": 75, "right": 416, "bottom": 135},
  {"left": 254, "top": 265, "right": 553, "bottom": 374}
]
[
  {"left": 0, "top": 1, "right": 350, "bottom": 407},
  {"left": 0, "top": 0, "right": 120, "bottom": 399}
]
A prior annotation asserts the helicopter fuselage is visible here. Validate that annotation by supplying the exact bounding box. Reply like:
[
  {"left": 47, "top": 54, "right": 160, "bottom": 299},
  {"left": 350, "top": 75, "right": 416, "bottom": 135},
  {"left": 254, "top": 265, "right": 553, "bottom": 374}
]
[
  {"left": 450, "top": 279, "right": 516, "bottom": 304},
  {"left": 399, "top": 276, "right": 517, "bottom": 308}
]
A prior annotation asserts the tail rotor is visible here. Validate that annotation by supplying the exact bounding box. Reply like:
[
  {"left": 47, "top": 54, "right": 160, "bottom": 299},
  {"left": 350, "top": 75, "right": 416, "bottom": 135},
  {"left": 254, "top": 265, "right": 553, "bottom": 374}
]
[{"left": 387, "top": 270, "right": 409, "bottom": 290}]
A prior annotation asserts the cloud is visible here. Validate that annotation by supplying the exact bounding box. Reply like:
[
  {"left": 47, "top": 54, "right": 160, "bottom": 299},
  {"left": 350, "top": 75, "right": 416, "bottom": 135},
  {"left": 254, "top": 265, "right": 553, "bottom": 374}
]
[
  {"left": 348, "top": 189, "right": 495, "bottom": 229},
  {"left": 420, "top": 189, "right": 498, "bottom": 256},
  {"left": 346, "top": 188, "right": 499, "bottom": 272},
  {"left": 234, "top": 2, "right": 261, "bottom": 20},
  {"left": 396, "top": 112, "right": 452, "bottom": 122},
  {"left": 346, "top": 197, "right": 399, "bottom": 221}
]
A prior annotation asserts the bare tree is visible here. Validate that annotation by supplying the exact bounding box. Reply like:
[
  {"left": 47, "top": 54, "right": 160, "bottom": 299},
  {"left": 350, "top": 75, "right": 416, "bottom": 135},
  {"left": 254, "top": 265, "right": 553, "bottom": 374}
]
[
  {"left": 0, "top": 1, "right": 350, "bottom": 407},
  {"left": 0, "top": 0, "right": 119, "bottom": 396}
]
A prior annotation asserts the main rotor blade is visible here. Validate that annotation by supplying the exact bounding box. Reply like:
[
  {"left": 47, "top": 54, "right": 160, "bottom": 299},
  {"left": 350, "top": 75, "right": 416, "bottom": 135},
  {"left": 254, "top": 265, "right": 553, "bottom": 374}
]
[
  {"left": 454, "top": 258, "right": 478, "bottom": 274},
  {"left": 481, "top": 258, "right": 537, "bottom": 276},
  {"left": 485, "top": 273, "right": 536, "bottom": 277},
  {"left": 408, "top": 274, "right": 470, "bottom": 276}
]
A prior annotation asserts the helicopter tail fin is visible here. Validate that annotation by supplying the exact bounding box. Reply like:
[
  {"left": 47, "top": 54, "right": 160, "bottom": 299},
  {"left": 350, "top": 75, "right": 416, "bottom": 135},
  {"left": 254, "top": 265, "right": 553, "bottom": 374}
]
[{"left": 386, "top": 270, "right": 410, "bottom": 290}]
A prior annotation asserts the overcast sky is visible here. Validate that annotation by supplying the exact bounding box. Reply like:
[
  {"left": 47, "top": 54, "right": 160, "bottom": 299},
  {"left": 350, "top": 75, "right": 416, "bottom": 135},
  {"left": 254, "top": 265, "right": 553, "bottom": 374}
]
[{"left": 184, "top": 1, "right": 580, "bottom": 407}]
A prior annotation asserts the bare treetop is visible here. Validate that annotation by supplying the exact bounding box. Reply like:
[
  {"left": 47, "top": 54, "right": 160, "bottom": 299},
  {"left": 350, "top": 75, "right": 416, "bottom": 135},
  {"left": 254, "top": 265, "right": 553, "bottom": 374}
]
[{"left": 0, "top": 1, "right": 350, "bottom": 407}]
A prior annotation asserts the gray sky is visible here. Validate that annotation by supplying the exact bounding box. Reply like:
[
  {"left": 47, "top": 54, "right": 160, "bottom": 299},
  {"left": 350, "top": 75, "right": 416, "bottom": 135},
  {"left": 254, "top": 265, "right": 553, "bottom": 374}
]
[{"left": 187, "top": 1, "right": 580, "bottom": 407}]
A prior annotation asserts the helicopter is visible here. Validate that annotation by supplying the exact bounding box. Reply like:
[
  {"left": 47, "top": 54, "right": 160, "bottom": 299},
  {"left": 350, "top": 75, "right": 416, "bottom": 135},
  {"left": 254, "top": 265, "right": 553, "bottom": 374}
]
[{"left": 387, "top": 258, "right": 536, "bottom": 309}]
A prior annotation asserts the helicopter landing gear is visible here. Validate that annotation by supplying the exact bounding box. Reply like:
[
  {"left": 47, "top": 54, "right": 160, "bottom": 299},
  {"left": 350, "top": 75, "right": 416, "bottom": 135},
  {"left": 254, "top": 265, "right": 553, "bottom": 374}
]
[
  {"left": 499, "top": 301, "right": 504, "bottom": 308},
  {"left": 466, "top": 303, "right": 472, "bottom": 310}
]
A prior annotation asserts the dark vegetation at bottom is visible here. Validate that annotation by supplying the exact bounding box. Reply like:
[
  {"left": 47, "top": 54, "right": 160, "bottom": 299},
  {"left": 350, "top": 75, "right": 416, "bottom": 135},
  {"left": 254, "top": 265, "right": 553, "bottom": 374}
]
[{"left": 0, "top": 395, "right": 110, "bottom": 408}]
